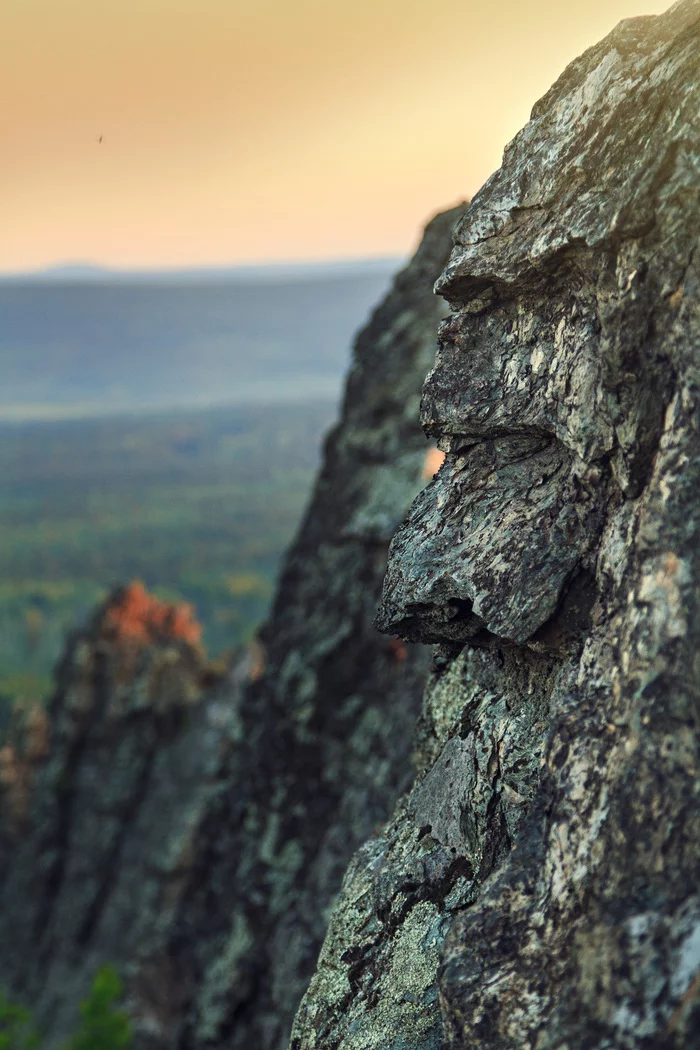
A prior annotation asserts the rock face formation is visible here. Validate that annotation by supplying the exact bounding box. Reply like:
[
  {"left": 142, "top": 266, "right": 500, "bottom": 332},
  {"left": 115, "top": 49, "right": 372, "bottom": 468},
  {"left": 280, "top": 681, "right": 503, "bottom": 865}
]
[
  {"left": 0, "top": 208, "right": 461, "bottom": 1047},
  {"left": 3, "top": 4, "right": 699, "bottom": 1045},
  {"left": 291, "top": 3, "right": 700, "bottom": 1048}
]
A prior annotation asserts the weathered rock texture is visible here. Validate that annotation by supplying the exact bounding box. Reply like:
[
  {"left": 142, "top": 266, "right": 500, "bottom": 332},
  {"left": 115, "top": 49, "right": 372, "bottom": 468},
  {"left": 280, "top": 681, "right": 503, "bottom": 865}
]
[
  {"left": 291, "top": 3, "right": 700, "bottom": 1047},
  {"left": 0, "top": 207, "right": 462, "bottom": 1048}
]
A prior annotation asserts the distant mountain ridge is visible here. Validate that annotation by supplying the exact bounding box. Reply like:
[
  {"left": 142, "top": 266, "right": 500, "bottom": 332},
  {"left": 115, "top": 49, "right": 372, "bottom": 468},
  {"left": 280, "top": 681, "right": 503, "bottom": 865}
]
[{"left": 0, "top": 256, "right": 402, "bottom": 284}]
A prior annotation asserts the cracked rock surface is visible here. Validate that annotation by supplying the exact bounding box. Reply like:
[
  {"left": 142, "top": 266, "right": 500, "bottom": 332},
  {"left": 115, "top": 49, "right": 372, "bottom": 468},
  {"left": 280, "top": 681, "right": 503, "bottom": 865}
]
[{"left": 293, "top": 3, "right": 700, "bottom": 1047}]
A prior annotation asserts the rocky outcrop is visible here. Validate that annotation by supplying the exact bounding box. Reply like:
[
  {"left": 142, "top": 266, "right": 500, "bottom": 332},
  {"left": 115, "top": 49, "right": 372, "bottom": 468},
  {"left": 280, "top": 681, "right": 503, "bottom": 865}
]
[
  {"left": 0, "top": 207, "right": 462, "bottom": 1047},
  {"left": 291, "top": 3, "right": 700, "bottom": 1047},
  {"left": 0, "top": 584, "right": 229, "bottom": 1042}
]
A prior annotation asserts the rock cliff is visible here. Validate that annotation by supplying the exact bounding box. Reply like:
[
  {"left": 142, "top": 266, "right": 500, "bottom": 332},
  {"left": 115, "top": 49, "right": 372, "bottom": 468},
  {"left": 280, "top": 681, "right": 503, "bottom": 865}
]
[
  {"left": 3, "top": 3, "right": 699, "bottom": 1045},
  {"left": 0, "top": 207, "right": 462, "bottom": 1047},
  {"left": 291, "top": 2, "right": 700, "bottom": 1047}
]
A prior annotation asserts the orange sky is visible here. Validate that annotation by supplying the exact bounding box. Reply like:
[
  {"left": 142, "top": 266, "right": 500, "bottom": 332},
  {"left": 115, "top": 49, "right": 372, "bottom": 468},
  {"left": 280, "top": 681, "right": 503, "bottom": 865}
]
[{"left": 2, "top": 0, "right": 667, "bottom": 271}]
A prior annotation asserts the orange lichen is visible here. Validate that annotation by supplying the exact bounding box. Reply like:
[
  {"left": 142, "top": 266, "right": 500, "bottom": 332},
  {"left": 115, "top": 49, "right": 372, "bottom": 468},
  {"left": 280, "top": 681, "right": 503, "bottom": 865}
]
[
  {"left": 0, "top": 701, "right": 50, "bottom": 828},
  {"left": 101, "top": 581, "right": 202, "bottom": 647},
  {"left": 388, "top": 637, "right": 408, "bottom": 662},
  {"left": 422, "top": 446, "right": 446, "bottom": 479},
  {"left": 247, "top": 638, "right": 267, "bottom": 683}
]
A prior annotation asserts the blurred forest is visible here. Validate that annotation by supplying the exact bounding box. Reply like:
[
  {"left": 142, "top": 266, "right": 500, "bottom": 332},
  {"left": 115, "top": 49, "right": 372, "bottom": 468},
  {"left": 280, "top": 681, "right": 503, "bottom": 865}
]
[{"left": 0, "top": 400, "right": 336, "bottom": 712}]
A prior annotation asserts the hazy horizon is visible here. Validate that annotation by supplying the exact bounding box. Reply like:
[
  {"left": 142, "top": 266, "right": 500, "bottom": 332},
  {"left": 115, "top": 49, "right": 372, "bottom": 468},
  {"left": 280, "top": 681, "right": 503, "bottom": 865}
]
[{"left": 0, "top": 254, "right": 404, "bottom": 281}]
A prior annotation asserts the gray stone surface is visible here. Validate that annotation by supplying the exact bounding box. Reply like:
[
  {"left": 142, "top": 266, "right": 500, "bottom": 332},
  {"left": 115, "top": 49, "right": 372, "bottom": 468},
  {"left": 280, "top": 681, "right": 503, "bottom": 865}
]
[
  {"left": 292, "top": 2, "right": 700, "bottom": 1047},
  {"left": 0, "top": 207, "right": 462, "bottom": 1048}
]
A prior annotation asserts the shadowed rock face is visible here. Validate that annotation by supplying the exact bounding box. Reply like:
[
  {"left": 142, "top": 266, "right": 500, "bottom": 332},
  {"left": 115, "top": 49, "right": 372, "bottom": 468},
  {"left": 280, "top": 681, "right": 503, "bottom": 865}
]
[
  {"left": 0, "top": 208, "right": 462, "bottom": 1049},
  {"left": 152, "top": 206, "right": 463, "bottom": 1050},
  {"left": 292, "top": 3, "right": 700, "bottom": 1048}
]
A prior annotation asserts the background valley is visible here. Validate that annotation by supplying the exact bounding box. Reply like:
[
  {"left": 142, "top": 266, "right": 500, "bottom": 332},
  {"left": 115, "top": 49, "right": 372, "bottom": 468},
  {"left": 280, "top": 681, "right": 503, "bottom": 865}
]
[{"left": 0, "top": 263, "right": 398, "bottom": 713}]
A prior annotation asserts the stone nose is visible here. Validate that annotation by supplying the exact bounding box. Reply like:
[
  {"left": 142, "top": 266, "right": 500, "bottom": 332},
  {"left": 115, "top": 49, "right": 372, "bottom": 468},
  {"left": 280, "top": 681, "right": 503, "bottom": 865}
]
[
  {"left": 375, "top": 545, "right": 483, "bottom": 645},
  {"left": 374, "top": 474, "right": 485, "bottom": 644},
  {"left": 375, "top": 437, "right": 605, "bottom": 647}
]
